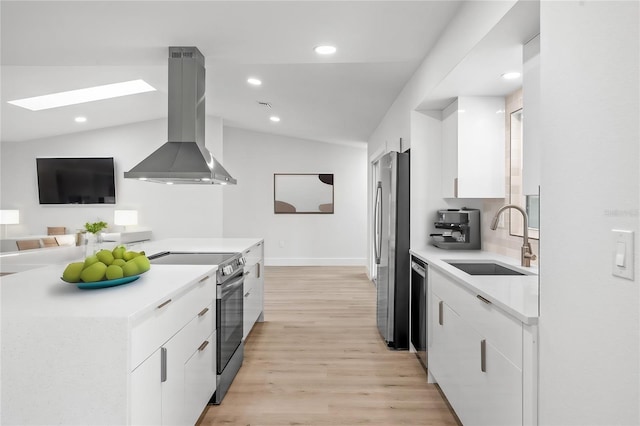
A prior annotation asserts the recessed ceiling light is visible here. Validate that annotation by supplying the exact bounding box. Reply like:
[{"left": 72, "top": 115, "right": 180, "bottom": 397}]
[
  {"left": 247, "top": 78, "right": 262, "bottom": 86},
  {"left": 314, "top": 45, "right": 337, "bottom": 55},
  {"left": 501, "top": 72, "right": 521, "bottom": 80},
  {"left": 270, "top": 116, "right": 281, "bottom": 122},
  {"left": 7, "top": 79, "right": 156, "bottom": 111},
  {"left": 166, "top": 182, "right": 174, "bottom": 185},
  {"left": 138, "top": 178, "right": 148, "bottom": 181},
  {"left": 74, "top": 116, "right": 87, "bottom": 123}
]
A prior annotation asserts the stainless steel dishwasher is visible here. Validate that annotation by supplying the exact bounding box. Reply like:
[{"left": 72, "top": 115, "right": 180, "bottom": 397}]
[{"left": 410, "top": 257, "right": 427, "bottom": 371}]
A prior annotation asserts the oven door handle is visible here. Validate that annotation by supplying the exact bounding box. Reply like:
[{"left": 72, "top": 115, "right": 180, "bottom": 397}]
[{"left": 221, "top": 276, "right": 244, "bottom": 298}]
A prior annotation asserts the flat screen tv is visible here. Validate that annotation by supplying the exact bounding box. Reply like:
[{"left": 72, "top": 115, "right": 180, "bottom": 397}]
[{"left": 36, "top": 157, "right": 116, "bottom": 204}]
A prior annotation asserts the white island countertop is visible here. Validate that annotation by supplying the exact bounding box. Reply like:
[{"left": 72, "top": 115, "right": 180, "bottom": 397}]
[
  {"left": 1, "top": 237, "right": 263, "bottom": 320},
  {"left": 1, "top": 237, "right": 262, "bottom": 426},
  {"left": 411, "top": 246, "right": 539, "bottom": 324}
]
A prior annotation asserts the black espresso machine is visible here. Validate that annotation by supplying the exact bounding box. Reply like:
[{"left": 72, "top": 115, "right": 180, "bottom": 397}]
[{"left": 430, "top": 208, "right": 480, "bottom": 250}]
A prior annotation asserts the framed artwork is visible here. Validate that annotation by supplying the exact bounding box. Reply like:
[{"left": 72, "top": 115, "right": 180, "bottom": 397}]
[{"left": 274, "top": 174, "right": 334, "bottom": 214}]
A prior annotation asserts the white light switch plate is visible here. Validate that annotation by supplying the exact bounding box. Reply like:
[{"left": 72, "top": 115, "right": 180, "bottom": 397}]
[{"left": 612, "top": 229, "right": 634, "bottom": 280}]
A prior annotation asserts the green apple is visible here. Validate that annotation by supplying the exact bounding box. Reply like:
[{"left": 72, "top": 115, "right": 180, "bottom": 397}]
[
  {"left": 80, "top": 262, "right": 107, "bottom": 283},
  {"left": 96, "top": 249, "right": 114, "bottom": 266},
  {"left": 112, "top": 246, "right": 126, "bottom": 260},
  {"left": 133, "top": 255, "right": 151, "bottom": 274},
  {"left": 62, "top": 262, "right": 84, "bottom": 283},
  {"left": 83, "top": 255, "right": 99, "bottom": 269},
  {"left": 122, "top": 259, "right": 140, "bottom": 277},
  {"left": 105, "top": 265, "right": 124, "bottom": 280}
]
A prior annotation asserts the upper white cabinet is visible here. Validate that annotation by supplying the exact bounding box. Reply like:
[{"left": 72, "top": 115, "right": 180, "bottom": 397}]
[
  {"left": 522, "top": 35, "right": 541, "bottom": 195},
  {"left": 441, "top": 97, "right": 506, "bottom": 198}
]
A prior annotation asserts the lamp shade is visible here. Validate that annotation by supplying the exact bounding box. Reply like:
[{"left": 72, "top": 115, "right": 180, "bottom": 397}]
[
  {"left": 0, "top": 210, "right": 19, "bottom": 225},
  {"left": 114, "top": 210, "right": 138, "bottom": 226}
]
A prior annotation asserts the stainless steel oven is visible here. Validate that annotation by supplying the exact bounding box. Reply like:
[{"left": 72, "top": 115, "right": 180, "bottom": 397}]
[
  {"left": 148, "top": 251, "right": 245, "bottom": 404},
  {"left": 214, "top": 265, "right": 244, "bottom": 404}
]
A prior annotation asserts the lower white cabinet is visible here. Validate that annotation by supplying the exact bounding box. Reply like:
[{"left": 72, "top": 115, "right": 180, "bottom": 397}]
[
  {"left": 131, "top": 349, "right": 162, "bottom": 426},
  {"left": 184, "top": 331, "right": 217, "bottom": 425},
  {"left": 243, "top": 241, "right": 265, "bottom": 339},
  {"left": 429, "top": 268, "right": 534, "bottom": 426},
  {"left": 130, "top": 277, "right": 216, "bottom": 425}
]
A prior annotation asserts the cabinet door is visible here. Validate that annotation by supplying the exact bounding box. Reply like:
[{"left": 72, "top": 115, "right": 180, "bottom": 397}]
[
  {"left": 457, "top": 96, "right": 505, "bottom": 198},
  {"left": 471, "top": 340, "right": 523, "bottom": 426},
  {"left": 243, "top": 261, "right": 261, "bottom": 339},
  {"left": 430, "top": 294, "right": 523, "bottom": 426},
  {"left": 432, "top": 299, "right": 482, "bottom": 425},
  {"left": 161, "top": 331, "right": 192, "bottom": 425},
  {"left": 441, "top": 100, "right": 459, "bottom": 198},
  {"left": 162, "top": 303, "right": 215, "bottom": 425},
  {"left": 130, "top": 349, "right": 162, "bottom": 426},
  {"left": 184, "top": 331, "right": 217, "bottom": 425}
]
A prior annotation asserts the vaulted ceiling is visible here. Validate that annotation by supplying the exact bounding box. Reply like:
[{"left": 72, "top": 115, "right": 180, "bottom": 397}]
[{"left": 1, "top": 1, "right": 464, "bottom": 144}]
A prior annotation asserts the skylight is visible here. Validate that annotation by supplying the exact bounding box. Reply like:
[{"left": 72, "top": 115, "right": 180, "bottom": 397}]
[{"left": 7, "top": 79, "right": 156, "bottom": 111}]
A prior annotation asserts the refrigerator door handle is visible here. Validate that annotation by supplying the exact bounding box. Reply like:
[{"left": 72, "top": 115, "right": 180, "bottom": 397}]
[{"left": 374, "top": 182, "right": 382, "bottom": 264}]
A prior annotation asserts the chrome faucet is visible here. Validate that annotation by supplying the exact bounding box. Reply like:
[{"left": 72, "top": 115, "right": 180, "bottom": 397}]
[{"left": 490, "top": 204, "right": 537, "bottom": 267}]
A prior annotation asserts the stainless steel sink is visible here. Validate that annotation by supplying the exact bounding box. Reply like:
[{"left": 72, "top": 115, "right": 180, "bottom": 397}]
[{"left": 445, "top": 261, "right": 529, "bottom": 276}]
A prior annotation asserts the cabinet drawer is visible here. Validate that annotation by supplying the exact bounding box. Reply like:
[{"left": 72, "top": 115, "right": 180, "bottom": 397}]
[
  {"left": 130, "top": 274, "right": 215, "bottom": 369},
  {"left": 431, "top": 268, "right": 522, "bottom": 368},
  {"left": 243, "top": 242, "right": 263, "bottom": 268}
]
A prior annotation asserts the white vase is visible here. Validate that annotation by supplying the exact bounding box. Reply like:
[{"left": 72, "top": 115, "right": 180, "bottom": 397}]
[{"left": 85, "top": 233, "right": 100, "bottom": 256}]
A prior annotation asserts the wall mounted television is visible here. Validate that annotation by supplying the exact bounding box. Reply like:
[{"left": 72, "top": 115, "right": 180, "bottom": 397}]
[{"left": 36, "top": 157, "right": 116, "bottom": 204}]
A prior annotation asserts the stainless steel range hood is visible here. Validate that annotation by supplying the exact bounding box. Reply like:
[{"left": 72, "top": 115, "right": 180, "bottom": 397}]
[{"left": 124, "top": 47, "right": 236, "bottom": 185}]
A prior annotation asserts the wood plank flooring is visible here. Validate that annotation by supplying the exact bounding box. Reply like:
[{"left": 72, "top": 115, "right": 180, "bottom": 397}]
[{"left": 197, "top": 266, "right": 457, "bottom": 426}]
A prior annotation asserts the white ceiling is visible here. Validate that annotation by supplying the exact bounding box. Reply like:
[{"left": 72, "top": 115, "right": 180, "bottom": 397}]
[{"left": 0, "top": 0, "right": 465, "bottom": 144}]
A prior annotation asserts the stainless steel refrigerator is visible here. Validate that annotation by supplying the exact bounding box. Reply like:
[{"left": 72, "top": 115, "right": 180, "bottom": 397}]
[{"left": 374, "top": 150, "right": 410, "bottom": 350}]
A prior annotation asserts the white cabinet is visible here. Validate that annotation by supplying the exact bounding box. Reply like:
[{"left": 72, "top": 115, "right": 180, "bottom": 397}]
[
  {"left": 130, "top": 349, "right": 162, "bottom": 426},
  {"left": 522, "top": 34, "right": 541, "bottom": 195},
  {"left": 243, "top": 241, "right": 264, "bottom": 339},
  {"left": 429, "top": 268, "right": 532, "bottom": 426},
  {"left": 441, "top": 97, "right": 506, "bottom": 198},
  {"left": 130, "top": 274, "right": 216, "bottom": 425}
]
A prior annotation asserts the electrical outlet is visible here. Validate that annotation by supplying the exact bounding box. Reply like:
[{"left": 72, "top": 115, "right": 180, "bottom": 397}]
[
  {"left": 498, "top": 214, "right": 505, "bottom": 228},
  {"left": 279, "top": 240, "right": 285, "bottom": 248}
]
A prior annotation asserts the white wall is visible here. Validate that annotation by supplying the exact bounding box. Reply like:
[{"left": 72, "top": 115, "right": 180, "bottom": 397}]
[
  {"left": 366, "top": 1, "right": 517, "bottom": 274},
  {"left": 222, "top": 126, "right": 367, "bottom": 266},
  {"left": 0, "top": 117, "right": 224, "bottom": 240},
  {"left": 539, "top": 2, "right": 639, "bottom": 425},
  {"left": 367, "top": 0, "right": 517, "bottom": 157}
]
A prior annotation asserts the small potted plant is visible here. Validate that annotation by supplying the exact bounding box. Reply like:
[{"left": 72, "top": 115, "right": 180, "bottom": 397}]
[{"left": 84, "top": 221, "right": 108, "bottom": 243}]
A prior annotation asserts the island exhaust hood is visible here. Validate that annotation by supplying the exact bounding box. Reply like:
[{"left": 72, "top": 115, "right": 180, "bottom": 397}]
[{"left": 124, "top": 47, "right": 236, "bottom": 185}]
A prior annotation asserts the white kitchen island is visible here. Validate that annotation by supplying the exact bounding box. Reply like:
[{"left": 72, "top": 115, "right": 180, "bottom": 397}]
[{"left": 1, "top": 238, "right": 263, "bottom": 426}]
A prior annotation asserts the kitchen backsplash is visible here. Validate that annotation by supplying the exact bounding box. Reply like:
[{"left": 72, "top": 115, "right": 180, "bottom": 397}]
[{"left": 480, "top": 88, "right": 539, "bottom": 266}]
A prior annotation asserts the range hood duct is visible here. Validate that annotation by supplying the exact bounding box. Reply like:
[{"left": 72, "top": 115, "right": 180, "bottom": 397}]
[{"left": 124, "top": 47, "right": 236, "bottom": 185}]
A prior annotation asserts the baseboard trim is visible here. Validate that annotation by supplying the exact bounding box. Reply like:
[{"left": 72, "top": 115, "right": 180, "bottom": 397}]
[{"left": 265, "top": 258, "right": 366, "bottom": 266}]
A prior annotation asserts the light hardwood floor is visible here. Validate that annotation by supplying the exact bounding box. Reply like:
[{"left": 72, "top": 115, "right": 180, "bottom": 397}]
[{"left": 198, "top": 266, "right": 458, "bottom": 426}]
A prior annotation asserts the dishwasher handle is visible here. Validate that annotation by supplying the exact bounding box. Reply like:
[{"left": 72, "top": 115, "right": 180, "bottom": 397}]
[{"left": 411, "top": 261, "right": 426, "bottom": 278}]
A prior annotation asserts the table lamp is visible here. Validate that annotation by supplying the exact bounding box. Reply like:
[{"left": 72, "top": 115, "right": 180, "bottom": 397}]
[
  {"left": 0, "top": 210, "right": 20, "bottom": 238},
  {"left": 114, "top": 210, "right": 138, "bottom": 232}
]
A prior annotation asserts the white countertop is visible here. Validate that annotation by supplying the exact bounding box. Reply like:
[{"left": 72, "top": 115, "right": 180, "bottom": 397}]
[
  {"left": 410, "top": 246, "right": 539, "bottom": 324},
  {"left": 1, "top": 264, "right": 216, "bottom": 319},
  {"left": 138, "top": 238, "right": 263, "bottom": 257},
  {"left": 1, "top": 237, "right": 263, "bottom": 320}
]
